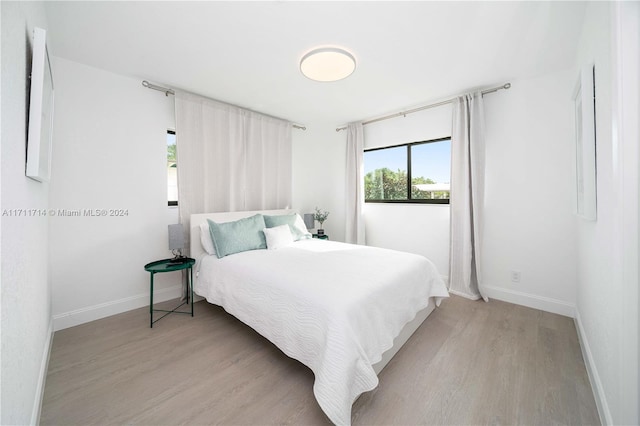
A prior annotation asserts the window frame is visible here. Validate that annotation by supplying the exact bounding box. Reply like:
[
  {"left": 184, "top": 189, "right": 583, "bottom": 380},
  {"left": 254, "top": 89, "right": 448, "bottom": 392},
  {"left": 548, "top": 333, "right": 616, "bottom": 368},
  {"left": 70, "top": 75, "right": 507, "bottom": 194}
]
[
  {"left": 167, "top": 129, "right": 178, "bottom": 207},
  {"left": 364, "top": 136, "right": 451, "bottom": 205}
]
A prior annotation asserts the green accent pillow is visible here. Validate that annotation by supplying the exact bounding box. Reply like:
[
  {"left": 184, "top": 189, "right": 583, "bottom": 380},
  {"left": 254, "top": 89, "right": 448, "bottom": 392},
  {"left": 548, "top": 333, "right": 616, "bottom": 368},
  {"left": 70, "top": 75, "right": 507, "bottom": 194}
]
[
  {"left": 207, "top": 214, "right": 267, "bottom": 258},
  {"left": 263, "top": 213, "right": 311, "bottom": 241}
]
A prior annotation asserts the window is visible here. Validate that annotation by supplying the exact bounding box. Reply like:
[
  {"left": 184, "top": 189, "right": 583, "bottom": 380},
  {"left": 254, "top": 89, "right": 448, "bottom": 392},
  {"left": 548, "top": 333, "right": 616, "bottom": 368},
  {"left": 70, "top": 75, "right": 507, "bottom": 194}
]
[
  {"left": 167, "top": 130, "right": 177, "bottom": 206},
  {"left": 364, "top": 137, "right": 451, "bottom": 204}
]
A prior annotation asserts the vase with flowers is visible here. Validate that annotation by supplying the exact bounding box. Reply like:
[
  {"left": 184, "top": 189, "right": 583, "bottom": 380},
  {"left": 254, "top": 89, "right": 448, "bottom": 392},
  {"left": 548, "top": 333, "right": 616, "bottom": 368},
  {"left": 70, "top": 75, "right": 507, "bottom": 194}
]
[{"left": 314, "top": 207, "right": 330, "bottom": 236}]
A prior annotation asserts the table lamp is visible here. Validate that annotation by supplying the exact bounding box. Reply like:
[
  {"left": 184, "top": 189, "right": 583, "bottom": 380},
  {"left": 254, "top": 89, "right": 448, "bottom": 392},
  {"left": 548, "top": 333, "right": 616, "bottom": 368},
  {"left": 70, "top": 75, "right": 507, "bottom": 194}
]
[
  {"left": 303, "top": 213, "right": 315, "bottom": 230},
  {"left": 168, "top": 224, "right": 184, "bottom": 259}
]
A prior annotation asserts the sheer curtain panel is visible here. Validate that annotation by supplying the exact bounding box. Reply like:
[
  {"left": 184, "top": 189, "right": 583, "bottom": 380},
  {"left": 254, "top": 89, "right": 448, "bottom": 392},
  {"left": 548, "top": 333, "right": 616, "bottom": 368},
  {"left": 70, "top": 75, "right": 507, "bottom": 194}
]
[
  {"left": 175, "top": 90, "right": 292, "bottom": 253},
  {"left": 449, "top": 92, "right": 487, "bottom": 301},
  {"left": 345, "top": 122, "right": 365, "bottom": 244}
]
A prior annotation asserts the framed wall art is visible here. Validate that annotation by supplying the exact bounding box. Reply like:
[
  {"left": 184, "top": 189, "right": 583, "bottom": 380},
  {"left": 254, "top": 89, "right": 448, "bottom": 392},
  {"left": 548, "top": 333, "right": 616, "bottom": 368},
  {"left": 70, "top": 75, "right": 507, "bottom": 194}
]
[
  {"left": 26, "top": 27, "right": 55, "bottom": 182},
  {"left": 573, "top": 64, "right": 597, "bottom": 221}
]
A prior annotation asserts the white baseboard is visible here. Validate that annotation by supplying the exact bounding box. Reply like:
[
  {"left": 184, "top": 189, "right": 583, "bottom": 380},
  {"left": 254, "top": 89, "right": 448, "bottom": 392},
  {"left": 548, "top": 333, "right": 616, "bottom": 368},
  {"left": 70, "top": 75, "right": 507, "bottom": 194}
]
[
  {"left": 574, "top": 310, "right": 612, "bottom": 425},
  {"left": 53, "top": 285, "right": 182, "bottom": 331},
  {"left": 482, "top": 285, "right": 575, "bottom": 317},
  {"left": 31, "top": 318, "right": 53, "bottom": 425}
]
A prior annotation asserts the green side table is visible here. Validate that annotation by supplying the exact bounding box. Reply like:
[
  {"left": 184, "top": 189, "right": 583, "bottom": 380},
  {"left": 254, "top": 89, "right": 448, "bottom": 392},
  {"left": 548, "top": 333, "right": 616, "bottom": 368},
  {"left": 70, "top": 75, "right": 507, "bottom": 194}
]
[
  {"left": 144, "top": 257, "right": 195, "bottom": 328},
  {"left": 312, "top": 233, "right": 329, "bottom": 240}
]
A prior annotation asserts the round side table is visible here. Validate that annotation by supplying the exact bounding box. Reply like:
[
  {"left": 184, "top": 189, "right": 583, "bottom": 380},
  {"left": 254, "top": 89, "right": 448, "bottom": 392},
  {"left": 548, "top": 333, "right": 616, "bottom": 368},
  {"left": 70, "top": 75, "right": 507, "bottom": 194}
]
[{"left": 144, "top": 257, "right": 195, "bottom": 328}]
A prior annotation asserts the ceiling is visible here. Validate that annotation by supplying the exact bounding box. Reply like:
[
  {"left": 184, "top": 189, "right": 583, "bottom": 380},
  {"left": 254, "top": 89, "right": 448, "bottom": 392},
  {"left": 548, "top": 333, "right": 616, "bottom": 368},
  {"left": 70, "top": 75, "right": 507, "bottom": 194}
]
[{"left": 44, "top": 1, "right": 587, "bottom": 127}]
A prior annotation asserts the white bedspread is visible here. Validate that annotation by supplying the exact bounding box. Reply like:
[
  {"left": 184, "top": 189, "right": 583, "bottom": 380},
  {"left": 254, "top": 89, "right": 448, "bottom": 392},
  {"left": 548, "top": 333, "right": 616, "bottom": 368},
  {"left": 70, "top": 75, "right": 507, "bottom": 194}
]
[{"left": 195, "top": 239, "right": 449, "bottom": 425}]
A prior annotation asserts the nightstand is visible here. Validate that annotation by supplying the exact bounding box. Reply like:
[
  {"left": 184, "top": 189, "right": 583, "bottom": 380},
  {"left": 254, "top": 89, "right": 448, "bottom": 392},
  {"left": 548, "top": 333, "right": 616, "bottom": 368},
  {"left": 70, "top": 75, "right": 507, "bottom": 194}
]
[
  {"left": 144, "top": 257, "right": 195, "bottom": 328},
  {"left": 312, "top": 233, "right": 329, "bottom": 240}
]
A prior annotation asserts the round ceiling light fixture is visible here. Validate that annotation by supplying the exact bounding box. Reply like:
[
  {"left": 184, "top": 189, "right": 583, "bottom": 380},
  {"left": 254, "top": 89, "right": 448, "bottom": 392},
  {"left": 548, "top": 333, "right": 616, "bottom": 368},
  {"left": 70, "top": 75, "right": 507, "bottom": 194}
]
[{"left": 300, "top": 47, "right": 356, "bottom": 82}]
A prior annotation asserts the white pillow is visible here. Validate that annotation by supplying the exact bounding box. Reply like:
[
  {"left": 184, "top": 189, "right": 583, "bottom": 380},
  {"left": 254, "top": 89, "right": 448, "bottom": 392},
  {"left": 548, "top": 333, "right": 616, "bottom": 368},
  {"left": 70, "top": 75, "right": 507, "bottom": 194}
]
[
  {"left": 263, "top": 225, "right": 293, "bottom": 250},
  {"left": 293, "top": 213, "right": 312, "bottom": 240},
  {"left": 200, "top": 222, "right": 216, "bottom": 255}
]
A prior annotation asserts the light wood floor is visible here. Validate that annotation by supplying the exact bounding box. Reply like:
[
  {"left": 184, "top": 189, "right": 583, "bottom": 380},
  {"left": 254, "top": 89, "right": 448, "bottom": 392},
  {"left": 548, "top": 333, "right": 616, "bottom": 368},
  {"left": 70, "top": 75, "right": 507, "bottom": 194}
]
[{"left": 41, "top": 296, "right": 600, "bottom": 425}]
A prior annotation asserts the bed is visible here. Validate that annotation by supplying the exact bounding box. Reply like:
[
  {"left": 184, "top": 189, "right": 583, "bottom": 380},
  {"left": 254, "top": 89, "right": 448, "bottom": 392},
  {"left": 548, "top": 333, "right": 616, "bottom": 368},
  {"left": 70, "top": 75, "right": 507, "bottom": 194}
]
[{"left": 190, "top": 209, "right": 449, "bottom": 425}]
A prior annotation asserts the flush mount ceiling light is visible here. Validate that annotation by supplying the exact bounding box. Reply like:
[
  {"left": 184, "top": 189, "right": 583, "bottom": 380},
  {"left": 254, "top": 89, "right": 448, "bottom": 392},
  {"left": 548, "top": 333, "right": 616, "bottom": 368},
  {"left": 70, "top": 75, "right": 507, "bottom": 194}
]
[{"left": 300, "top": 47, "right": 356, "bottom": 82}]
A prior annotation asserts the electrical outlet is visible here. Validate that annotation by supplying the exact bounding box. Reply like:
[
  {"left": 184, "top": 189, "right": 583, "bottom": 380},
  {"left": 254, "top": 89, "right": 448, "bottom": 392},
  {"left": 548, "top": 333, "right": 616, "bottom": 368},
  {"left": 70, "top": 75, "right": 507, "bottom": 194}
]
[{"left": 511, "top": 270, "right": 521, "bottom": 283}]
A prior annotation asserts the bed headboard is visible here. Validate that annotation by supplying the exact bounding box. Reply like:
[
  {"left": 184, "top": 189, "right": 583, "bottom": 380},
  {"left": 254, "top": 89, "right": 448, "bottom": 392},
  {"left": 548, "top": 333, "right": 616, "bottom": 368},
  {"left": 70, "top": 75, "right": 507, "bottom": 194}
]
[{"left": 190, "top": 209, "right": 296, "bottom": 260}]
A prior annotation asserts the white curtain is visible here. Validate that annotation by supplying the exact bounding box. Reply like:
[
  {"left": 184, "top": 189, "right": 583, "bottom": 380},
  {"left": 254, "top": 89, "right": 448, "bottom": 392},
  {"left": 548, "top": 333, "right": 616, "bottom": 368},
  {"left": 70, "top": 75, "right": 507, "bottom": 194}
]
[
  {"left": 345, "top": 122, "right": 365, "bottom": 244},
  {"left": 175, "top": 90, "right": 292, "bottom": 253},
  {"left": 449, "top": 92, "right": 487, "bottom": 301}
]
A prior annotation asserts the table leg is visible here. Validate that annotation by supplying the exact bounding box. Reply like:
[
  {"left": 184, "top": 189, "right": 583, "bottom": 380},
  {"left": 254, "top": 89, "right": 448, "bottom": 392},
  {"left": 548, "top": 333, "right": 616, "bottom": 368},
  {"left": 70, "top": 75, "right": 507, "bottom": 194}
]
[
  {"left": 190, "top": 266, "right": 194, "bottom": 317},
  {"left": 150, "top": 272, "right": 154, "bottom": 328}
]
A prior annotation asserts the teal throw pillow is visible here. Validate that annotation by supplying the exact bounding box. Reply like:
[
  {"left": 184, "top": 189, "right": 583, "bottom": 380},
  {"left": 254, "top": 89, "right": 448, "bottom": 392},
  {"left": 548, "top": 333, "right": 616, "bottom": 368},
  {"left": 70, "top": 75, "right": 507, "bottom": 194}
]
[{"left": 207, "top": 214, "right": 267, "bottom": 258}]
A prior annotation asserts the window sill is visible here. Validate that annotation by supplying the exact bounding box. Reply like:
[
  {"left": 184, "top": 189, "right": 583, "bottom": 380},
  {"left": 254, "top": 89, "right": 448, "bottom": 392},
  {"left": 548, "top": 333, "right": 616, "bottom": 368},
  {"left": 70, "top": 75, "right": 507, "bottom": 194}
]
[{"left": 365, "top": 200, "right": 450, "bottom": 205}]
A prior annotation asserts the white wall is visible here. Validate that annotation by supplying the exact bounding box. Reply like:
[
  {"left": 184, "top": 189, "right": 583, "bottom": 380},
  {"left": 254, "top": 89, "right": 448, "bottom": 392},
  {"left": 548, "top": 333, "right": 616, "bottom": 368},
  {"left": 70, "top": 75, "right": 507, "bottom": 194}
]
[
  {"left": 574, "top": 2, "right": 640, "bottom": 424},
  {"left": 49, "top": 57, "right": 178, "bottom": 329},
  {"left": 482, "top": 70, "right": 578, "bottom": 316},
  {"left": 362, "top": 105, "right": 452, "bottom": 277},
  {"left": 48, "top": 60, "right": 348, "bottom": 330},
  {"left": 360, "top": 73, "right": 579, "bottom": 315},
  {"left": 1, "top": 2, "right": 53, "bottom": 424}
]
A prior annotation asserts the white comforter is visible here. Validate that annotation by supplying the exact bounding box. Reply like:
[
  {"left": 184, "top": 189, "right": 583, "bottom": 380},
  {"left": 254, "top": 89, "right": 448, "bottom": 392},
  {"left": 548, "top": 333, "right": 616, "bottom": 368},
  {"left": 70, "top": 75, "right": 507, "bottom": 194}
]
[{"left": 195, "top": 239, "right": 449, "bottom": 425}]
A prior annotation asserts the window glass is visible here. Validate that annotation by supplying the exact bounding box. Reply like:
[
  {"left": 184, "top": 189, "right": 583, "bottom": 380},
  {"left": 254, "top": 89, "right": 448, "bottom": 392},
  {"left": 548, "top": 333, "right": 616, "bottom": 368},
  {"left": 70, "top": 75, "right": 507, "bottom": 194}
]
[
  {"left": 411, "top": 140, "right": 450, "bottom": 200},
  {"left": 364, "top": 137, "right": 450, "bottom": 203},
  {"left": 364, "top": 146, "right": 407, "bottom": 200}
]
